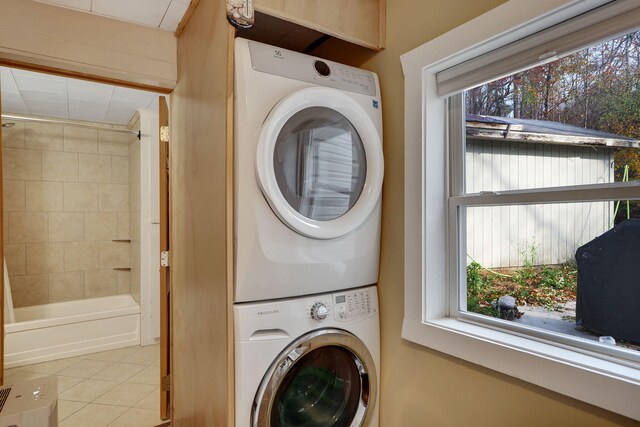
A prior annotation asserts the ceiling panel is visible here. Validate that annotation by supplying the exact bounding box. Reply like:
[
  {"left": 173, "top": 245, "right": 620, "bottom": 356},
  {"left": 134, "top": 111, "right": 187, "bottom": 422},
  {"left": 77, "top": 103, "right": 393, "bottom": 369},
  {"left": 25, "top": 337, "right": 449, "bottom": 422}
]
[
  {"left": 91, "top": 0, "right": 171, "bottom": 27},
  {"left": 160, "top": 0, "right": 190, "bottom": 31},
  {"left": 35, "top": 0, "right": 91, "bottom": 11},
  {"left": 35, "top": 0, "right": 189, "bottom": 32},
  {"left": 1, "top": 66, "right": 160, "bottom": 126}
]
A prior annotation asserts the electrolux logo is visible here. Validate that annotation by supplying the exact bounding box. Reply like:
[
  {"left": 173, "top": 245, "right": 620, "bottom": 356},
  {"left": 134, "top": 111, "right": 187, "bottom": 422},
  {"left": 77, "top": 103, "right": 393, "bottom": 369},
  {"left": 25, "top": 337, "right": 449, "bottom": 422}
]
[
  {"left": 257, "top": 309, "right": 279, "bottom": 316},
  {"left": 273, "top": 50, "right": 284, "bottom": 60}
]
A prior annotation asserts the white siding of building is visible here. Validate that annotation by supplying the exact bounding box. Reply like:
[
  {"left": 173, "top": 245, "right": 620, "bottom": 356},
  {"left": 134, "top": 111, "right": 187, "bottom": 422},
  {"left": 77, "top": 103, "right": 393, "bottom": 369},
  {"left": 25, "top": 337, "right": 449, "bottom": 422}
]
[{"left": 465, "top": 139, "right": 614, "bottom": 268}]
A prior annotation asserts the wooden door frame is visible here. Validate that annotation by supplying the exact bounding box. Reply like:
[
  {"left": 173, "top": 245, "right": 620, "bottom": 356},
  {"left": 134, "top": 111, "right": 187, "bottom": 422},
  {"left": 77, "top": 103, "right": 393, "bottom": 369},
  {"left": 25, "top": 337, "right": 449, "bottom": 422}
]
[
  {"left": 0, "top": 78, "right": 4, "bottom": 386},
  {"left": 0, "top": 61, "right": 172, "bottom": 406},
  {"left": 159, "top": 96, "right": 171, "bottom": 420}
]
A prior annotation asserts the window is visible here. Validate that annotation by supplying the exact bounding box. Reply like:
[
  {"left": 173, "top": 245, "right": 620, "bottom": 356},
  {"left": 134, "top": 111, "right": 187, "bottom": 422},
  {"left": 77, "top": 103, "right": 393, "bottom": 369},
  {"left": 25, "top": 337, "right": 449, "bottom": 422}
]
[{"left": 402, "top": 0, "right": 640, "bottom": 420}]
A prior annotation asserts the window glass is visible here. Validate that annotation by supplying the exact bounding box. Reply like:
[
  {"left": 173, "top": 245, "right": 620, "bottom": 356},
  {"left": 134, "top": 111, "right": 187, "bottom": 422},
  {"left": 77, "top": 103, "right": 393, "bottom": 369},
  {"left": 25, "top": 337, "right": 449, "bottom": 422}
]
[
  {"left": 270, "top": 346, "right": 361, "bottom": 427},
  {"left": 273, "top": 107, "right": 367, "bottom": 221},
  {"left": 465, "top": 30, "right": 640, "bottom": 199},
  {"left": 459, "top": 30, "right": 640, "bottom": 355}
]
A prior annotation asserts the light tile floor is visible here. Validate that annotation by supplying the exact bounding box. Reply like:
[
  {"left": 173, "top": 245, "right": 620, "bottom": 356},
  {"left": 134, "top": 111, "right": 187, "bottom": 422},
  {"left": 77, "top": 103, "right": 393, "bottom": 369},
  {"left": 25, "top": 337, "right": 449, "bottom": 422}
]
[{"left": 4, "top": 344, "right": 164, "bottom": 427}]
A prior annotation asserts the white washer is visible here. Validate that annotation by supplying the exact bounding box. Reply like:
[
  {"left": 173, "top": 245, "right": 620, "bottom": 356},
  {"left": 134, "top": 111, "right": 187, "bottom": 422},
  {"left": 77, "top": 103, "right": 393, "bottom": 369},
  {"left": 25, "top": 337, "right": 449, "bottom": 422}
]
[
  {"left": 235, "top": 285, "right": 380, "bottom": 427},
  {"left": 234, "top": 38, "right": 384, "bottom": 302}
]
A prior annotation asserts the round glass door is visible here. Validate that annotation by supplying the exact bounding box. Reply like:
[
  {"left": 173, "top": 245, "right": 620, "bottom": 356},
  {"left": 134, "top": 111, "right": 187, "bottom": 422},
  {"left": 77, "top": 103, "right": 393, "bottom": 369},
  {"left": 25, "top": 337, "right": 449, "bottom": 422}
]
[
  {"left": 273, "top": 107, "right": 367, "bottom": 222},
  {"left": 252, "top": 329, "right": 377, "bottom": 427},
  {"left": 271, "top": 346, "right": 361, "bottom": 426},
  {"left": 257, "top": 87, "right": 384, "bottom": 240}
]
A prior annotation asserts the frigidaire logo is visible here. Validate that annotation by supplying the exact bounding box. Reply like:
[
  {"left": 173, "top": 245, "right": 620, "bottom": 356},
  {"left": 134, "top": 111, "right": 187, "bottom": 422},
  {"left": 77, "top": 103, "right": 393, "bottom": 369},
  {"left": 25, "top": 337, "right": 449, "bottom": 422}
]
[{"left": 258, "top": 309, "right": 279, "bottom": 316}]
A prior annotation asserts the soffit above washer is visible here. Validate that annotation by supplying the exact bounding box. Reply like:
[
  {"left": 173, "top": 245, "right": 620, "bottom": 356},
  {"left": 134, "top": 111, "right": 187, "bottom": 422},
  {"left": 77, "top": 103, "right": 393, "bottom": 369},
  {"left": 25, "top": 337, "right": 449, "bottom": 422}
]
[
  {"left": 33, "top": 0, "right": 190, "bottom": 32},
  {"left": 1, "top": 66, "right": 160, "bottom": 125}
]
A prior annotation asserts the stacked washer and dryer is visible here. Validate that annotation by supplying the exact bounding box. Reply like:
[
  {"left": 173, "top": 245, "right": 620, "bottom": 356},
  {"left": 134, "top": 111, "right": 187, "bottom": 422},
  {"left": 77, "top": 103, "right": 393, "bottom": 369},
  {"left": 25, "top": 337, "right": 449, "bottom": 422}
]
[{"left": 233, "top": 38, "right": 384, "bottom": 427}]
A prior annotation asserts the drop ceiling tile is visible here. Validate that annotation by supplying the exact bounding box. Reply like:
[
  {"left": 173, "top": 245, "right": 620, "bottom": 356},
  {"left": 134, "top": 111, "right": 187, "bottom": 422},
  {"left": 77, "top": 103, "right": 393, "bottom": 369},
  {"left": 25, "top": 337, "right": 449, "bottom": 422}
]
[
  {"left": 27, "top": 100, "right": 69, "bottom": 119},
  {"left": 68, "top": 85, "right": 113, "bottom": 104},
  {"left": 1, "top": 93, "right": 30, "bottom": 115},
  {"left": 91, "top": 0, "right": 172, "bottom": 27},
  {"left": 21, "top": 91, "right": 68, "bottom": 105},
  {"left": 13, "top": 71, "right": 67, "bottom": 95},
  {"left": 1, "top": 69, "right": 20, "bottom": 94},
  {"left": 103, "top": 109, "right": 138, "bottom": 126},
  {"left": 34, "top": 0, "right": 92, "bottom": 11},
  {"left": 160, "top": 1, "right": 189, "bottom": 31},
  {"left": 109, "top": 86, "right": 156, "bottom": 106},
  {"left": 68, "top": 99, "right": 109, "bottom": 122},
  {"left": 146, "top": 97, "right": 160, "bottom": 111}
]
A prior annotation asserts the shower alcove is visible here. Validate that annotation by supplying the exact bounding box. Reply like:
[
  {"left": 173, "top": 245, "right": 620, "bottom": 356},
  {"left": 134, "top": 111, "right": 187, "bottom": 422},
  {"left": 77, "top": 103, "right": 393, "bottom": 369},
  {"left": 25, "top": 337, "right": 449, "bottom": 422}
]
[{"left": 1, "top": 110, "right": 161, "bottom": 368}]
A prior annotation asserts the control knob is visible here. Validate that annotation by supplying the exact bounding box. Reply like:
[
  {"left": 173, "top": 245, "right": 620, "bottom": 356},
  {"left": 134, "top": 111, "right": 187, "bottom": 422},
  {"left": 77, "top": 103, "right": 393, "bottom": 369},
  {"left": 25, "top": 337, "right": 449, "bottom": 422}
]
[{"left": 310, "top": 302, "right": 329, "bottom": 321}]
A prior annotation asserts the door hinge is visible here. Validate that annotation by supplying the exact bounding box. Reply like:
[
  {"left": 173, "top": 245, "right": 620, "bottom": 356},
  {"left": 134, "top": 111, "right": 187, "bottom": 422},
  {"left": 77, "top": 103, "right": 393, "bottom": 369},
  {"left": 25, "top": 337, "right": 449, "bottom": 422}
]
[
  {"left": 161, "top": 375, "right": 171, "bottom": 391},
  {"left": 161, "top": 251, "right": 170, "bottom": 267},
  {"left": 160, "top": 126, "right": 170, "bottom": 143}
]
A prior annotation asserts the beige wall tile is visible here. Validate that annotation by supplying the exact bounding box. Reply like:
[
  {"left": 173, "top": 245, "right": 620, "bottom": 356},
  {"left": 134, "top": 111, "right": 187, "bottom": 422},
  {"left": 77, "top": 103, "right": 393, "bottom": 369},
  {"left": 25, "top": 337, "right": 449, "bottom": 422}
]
[
  {"left": 64, "top": 126, "right": 98, "bottom": 154},
  {"left": 25, "top": 122, "right": 64, "bottom": 151},
  {"left": 129, "top": 238, "right": 140, "bottom": 304},
  {"left": 117, "top": 270, "right": 131, "bottom": 294},
  {"left": 8, "top": 212, "right": 48, "bottom": 243},
  {"left": 3, "top": 180, "right": 25, "bottom": 211},
  {"left": 11, "top": 274, "right": 49, "bottom": 307},
  {"left": 64, "top": 241, "right": 100, "bottom": 271},
  {"left": 85, "top": 270, "right": 117, "bottom": 298},
  {"left": 64, "top": 183, "right": 98, "bottom": 212},
  {"left": 26, "top": 243, "right": 64, "bottom": 274},
  {"left": 79, "top": 154, "right": 111, "bottom": 183},
  {"left": 111, "top": 156, "right": 129, "bottom": 184},
  {"left": 98, "top": 184, "right": 129, "bottom": 212},
  {"left": 49, "top": 271, "right": 85, "bottom": 302},
  {"left": 117, "top": 212, "right": 130, "bottom": 239},
  {"left": 3, "top": 122, "right": 25, "bottom": 148},
  {"left": 3, "top": 148, "right": 42, "bottom": 180},
  {"left": 42, "top": 151, "right": 78, "bottom": 182},
  {"left": 99, "top": 241, "right": 130, "bottom": 269},
  {"left": 85, "top": 212, "right": 117, "bottom": 241},
  {"left": 26, "top": 181, "right": 64, "bottom": 212},
  {"left": 99, "top": 131, "right": 131, "bottom": 156},
  {"left": 49, "top": 212, "right": 85, "bottom": 242},
  {"left": 5, "top": 243, "right": 26, "bottom": 276}
]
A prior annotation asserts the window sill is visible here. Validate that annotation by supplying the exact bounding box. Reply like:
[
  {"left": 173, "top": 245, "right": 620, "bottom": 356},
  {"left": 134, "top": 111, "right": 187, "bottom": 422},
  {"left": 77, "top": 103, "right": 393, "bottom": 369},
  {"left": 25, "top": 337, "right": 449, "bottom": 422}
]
[{"left": 402, "top": 316, "right": 640, "bottom": 420}]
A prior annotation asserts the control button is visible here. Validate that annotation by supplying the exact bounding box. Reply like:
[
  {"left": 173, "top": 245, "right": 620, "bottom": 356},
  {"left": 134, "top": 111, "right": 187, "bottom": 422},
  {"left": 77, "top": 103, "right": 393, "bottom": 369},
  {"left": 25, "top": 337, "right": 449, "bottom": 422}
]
[
  {"left": 310, "top": 302, "right": 329, "bottom": 321},
  {"left": 314, "top": 60, "right": 331, "bottom": 77},
  {"left": 337, "top": 306, "right": 347, "bottom": 319}
]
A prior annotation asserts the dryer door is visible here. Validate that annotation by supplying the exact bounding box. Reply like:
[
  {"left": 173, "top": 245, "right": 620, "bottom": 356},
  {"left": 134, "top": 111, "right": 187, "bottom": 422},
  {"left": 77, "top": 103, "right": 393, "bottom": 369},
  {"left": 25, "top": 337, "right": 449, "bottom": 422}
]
[
  {"left": 252, "top": 329, "right": 377, "bottom": 427},
  {"left": 256, "top": 87, "right": 383, "bottom": 239}
]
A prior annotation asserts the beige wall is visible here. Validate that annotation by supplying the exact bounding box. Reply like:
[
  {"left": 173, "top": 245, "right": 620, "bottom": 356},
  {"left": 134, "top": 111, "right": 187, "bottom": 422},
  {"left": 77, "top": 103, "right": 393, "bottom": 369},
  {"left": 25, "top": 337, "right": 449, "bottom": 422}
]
[
  {"left": 315, "top": 1, "right": 638, "bottom": 425},
  {"left": 2, "top": 121, "right": 132, "bottom": 307}
]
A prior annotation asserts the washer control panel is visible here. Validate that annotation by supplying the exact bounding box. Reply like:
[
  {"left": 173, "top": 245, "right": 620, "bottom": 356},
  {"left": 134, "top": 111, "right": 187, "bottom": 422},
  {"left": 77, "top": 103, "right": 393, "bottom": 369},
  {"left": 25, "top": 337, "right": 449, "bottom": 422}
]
[
  {"left": 248, "top": 40, "right": 377, "bottom": 97},
  {"left": 333, "top": 288, "right": 377, "bottom": 321}
]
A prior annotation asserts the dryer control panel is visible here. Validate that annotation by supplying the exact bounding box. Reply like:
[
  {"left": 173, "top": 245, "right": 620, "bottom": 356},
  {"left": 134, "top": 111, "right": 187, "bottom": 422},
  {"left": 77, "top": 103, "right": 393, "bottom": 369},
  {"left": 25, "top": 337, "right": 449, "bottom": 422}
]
[
  {"left": 333, "top": 287, "right": 378, "bottom": 321},
  {"left": 248, "top": 40, "right": 377, "bottom": 97}
]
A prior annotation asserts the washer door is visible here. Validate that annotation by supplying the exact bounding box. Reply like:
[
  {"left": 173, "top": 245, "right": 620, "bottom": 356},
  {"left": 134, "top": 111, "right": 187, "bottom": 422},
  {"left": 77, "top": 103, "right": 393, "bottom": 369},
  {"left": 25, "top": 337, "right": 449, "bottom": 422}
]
[
  {"left": 257, "top": 87, "right": 383, "bottom": 239},
  {"left": 252, "top": 329, "right": 377, "bottom": 427}
]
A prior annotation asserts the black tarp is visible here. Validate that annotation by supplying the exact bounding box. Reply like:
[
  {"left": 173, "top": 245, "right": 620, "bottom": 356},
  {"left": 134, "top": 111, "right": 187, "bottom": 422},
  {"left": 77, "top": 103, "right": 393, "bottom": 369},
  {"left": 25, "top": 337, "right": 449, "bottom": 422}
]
[{"left": 575, "top": 219, "right": 640, "bottom": 343}]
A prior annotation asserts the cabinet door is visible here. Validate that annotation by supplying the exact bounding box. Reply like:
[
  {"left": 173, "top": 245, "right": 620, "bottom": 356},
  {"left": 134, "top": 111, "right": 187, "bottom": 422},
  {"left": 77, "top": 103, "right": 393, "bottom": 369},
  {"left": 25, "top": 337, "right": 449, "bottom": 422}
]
[{"left": 254, "top": 0, "right": 385, "bottom": 50}]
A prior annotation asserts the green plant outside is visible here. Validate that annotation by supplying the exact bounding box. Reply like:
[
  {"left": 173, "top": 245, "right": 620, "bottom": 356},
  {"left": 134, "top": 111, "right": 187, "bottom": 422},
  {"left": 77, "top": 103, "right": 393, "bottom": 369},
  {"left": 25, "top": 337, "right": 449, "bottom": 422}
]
[{"left": 466, "top": 260, "right": 577, "bottom": 317}]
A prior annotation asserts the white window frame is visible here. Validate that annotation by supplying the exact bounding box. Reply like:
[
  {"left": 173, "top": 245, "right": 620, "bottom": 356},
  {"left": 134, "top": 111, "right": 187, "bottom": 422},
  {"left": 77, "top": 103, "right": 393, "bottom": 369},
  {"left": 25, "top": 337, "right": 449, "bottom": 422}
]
[{"left": 401, "top": 0, "right": 640, "bottom": 420}]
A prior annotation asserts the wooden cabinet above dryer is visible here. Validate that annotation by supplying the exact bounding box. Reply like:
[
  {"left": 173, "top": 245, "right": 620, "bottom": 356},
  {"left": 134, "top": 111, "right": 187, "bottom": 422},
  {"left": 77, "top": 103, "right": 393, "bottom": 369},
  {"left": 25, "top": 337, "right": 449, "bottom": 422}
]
[{"left": 253, "top": 0, "right": 386, "bottom": 50}]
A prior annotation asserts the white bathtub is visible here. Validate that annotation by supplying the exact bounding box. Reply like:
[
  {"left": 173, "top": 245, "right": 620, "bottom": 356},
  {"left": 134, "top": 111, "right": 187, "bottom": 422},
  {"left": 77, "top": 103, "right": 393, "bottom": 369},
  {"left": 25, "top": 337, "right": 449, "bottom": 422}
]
[{"left": 5, "top": 294, "right": 140, "bottom": 368}]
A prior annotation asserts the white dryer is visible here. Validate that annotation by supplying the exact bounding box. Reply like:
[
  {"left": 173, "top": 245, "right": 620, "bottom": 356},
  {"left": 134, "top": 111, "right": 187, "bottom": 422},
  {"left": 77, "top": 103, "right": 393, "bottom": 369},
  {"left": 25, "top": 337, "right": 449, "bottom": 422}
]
[
  {"left": 234, "top": 38, "right": 384, "bottom": 302},
  {"left": 235, "top": 285, "right": 380, "bottom": 427}
]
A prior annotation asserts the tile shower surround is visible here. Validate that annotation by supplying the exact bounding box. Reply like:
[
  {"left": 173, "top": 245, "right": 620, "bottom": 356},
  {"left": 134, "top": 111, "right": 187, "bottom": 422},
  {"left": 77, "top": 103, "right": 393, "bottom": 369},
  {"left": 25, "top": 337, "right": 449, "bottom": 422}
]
[{"left": 2, "top": 121, "right": 134, "bottom": 307}]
